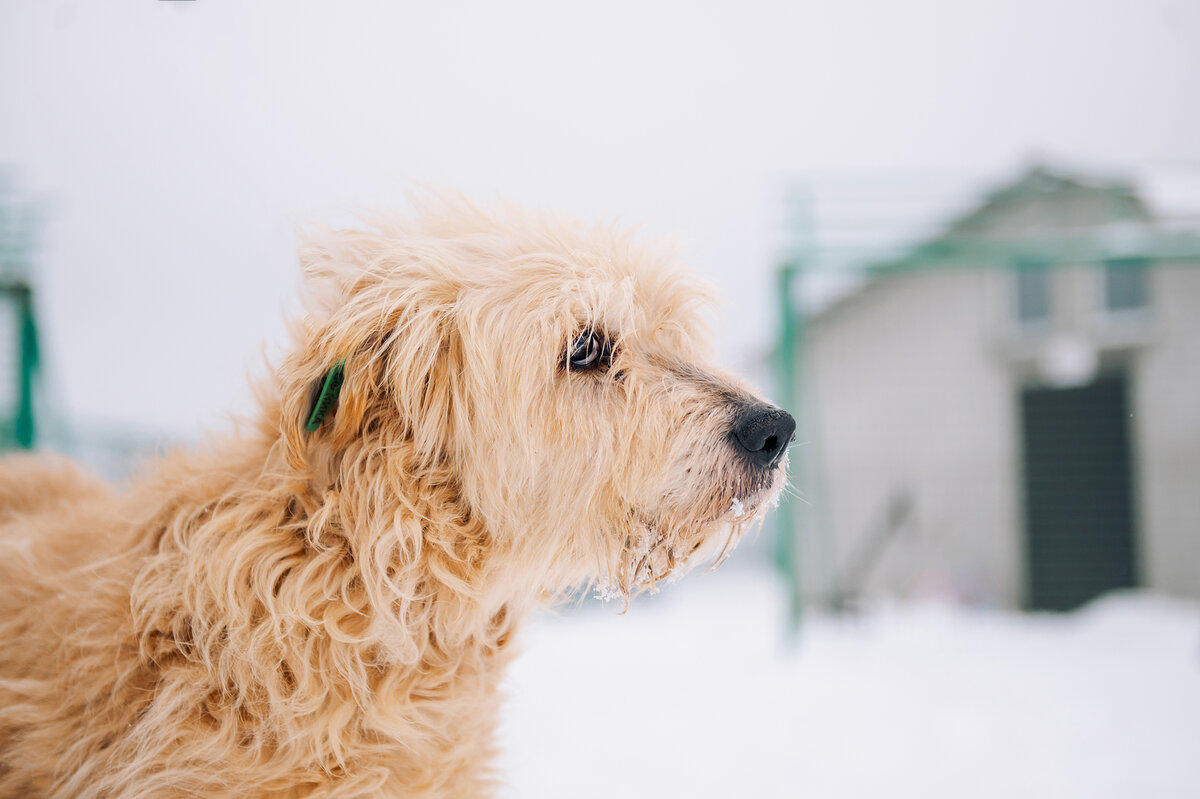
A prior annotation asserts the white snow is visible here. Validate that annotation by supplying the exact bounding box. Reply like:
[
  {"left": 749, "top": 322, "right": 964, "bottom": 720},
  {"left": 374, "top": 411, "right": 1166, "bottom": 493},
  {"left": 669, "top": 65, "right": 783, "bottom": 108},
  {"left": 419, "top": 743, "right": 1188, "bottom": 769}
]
[
  {"left": 591, "top": 584, "right": 622, "bottom": 604},
  {"left": 498, "top": 566, "right": 1200, "bottom": 798}
]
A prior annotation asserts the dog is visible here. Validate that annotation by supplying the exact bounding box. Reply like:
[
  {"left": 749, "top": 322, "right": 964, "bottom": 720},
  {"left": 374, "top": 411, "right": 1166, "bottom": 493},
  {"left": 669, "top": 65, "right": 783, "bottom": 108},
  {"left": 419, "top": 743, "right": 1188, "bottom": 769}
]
[{"left": 0, "top": 197, "right": 794, "bottom": 798}]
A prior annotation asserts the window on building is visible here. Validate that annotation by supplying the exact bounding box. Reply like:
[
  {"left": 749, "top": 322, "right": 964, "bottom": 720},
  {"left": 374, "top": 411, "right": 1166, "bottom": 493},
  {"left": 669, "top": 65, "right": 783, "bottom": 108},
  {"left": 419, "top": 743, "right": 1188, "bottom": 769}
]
[
  {"left": 1103, "top": 258, "right": 1149, "bottom": 313},
  {"left": 1015, "top": 258, "right": 1052, "bottom": 324}
]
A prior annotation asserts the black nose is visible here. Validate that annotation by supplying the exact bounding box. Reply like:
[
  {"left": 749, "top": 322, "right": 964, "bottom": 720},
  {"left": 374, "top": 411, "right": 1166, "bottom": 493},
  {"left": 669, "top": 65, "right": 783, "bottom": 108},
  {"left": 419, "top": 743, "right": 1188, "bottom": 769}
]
[{"left": 731, "top": 404, "right": 795, "bottom": 469}]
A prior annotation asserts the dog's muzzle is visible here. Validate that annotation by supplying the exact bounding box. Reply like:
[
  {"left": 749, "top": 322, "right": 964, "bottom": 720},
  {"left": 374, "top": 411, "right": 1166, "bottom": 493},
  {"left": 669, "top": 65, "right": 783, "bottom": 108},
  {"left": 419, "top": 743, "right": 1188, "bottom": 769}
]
[{"left": 730, "top": 404, "right": 795, "bottom": 469}]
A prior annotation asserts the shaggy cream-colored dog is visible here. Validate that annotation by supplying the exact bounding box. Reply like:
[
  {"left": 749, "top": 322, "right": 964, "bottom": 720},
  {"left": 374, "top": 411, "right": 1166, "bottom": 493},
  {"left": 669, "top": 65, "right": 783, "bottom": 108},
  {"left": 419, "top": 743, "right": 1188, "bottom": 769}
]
[{"left": 0, "top": 198, "right": 794, "bottom": 798}]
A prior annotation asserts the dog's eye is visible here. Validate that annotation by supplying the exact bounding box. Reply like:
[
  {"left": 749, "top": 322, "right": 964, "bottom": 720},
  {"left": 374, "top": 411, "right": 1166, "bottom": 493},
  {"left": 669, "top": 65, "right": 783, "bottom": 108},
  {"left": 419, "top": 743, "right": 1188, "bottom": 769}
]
[{"left": 567, "top": 330, "right": 610, "bottom": 372}]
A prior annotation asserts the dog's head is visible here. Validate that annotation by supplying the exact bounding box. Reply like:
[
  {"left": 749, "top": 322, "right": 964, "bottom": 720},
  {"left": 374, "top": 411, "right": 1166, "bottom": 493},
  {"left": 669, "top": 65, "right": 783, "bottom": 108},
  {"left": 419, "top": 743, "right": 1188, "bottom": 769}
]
[{"left": 280, "top": 197, "right": 793, "bottom": 601}]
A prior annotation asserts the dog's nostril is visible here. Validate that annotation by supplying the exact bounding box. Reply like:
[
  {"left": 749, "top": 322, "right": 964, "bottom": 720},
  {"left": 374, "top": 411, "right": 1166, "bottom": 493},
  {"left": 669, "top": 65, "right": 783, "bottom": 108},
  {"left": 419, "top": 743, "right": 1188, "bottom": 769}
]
[{"left": 731, "top": 404, "right": 796, "bottom": 468}]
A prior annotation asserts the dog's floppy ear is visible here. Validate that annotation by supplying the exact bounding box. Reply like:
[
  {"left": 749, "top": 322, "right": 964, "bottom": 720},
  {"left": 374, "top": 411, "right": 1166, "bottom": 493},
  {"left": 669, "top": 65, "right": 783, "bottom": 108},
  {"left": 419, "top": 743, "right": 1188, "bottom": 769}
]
[
  {"left": 278, "top": 230, "right": 382, "bottom": 471},
  {"left": 279, "top": 300, "right": 461, "bottom": 477},
  {"left": 279, "top": 226, "right": 464, "bottom": 476}
]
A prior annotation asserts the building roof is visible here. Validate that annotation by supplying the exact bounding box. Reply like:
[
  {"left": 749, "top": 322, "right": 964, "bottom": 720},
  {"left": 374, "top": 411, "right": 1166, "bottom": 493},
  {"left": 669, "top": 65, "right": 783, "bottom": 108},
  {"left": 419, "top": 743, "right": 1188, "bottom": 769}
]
[{"left": 802, "top": 164, "right": 1200, "bottom": 323}]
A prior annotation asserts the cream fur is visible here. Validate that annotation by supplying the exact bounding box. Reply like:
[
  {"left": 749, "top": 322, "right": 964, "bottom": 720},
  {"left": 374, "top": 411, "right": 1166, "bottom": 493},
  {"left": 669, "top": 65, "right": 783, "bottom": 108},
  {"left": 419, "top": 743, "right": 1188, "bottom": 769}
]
[{"left": 0, "top": 197, "right": 790, "bottom": 798}]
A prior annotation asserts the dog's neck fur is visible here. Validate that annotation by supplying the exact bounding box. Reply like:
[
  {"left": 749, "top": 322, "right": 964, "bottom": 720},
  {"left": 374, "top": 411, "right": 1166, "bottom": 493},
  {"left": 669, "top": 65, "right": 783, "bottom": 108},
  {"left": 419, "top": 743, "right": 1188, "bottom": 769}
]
[{"left": 121, "top": 398, "right": 532, "bottom": 795}]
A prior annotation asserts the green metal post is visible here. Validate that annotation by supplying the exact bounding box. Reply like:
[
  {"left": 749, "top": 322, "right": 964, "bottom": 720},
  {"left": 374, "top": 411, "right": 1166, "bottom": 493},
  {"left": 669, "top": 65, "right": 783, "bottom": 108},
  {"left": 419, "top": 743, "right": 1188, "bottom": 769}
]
[
  {"left": 15, "top": 284, "right": 38, "bottom": 448},
  {"left": 774, "top": 262, "right": 802, "bottom": 633}
]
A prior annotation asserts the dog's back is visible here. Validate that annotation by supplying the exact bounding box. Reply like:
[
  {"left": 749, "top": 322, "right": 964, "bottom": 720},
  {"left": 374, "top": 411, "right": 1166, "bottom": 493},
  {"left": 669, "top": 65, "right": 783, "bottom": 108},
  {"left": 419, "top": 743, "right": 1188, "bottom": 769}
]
[
  {"left": 0, "top": 455, "right": 134, "bottom": 797},
  {"left": 0, "top": 454, "right": 118, "bottom": 586},
  {"left": 0, "top": 454, "right": 110, "bottom": 525}
]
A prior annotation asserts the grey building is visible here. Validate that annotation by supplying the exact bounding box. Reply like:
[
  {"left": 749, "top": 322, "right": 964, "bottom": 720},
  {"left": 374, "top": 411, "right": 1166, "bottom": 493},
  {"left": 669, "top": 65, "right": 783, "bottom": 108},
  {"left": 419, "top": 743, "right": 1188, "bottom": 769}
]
[{"left": 792, "top": 167, "right": 1200, "bottom": 610}]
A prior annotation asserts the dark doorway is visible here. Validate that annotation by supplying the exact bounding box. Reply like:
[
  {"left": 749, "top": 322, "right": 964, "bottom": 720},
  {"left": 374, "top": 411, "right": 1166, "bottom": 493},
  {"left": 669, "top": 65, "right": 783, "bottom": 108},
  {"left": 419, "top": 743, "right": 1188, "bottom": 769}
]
[{"left": 1020, "top": 375, "right": 1139, "bottom": 611}]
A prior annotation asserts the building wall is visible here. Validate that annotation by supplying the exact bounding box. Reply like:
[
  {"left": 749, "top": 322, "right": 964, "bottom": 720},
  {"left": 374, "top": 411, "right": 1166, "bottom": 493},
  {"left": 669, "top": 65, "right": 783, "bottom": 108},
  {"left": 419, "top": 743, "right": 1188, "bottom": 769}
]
[
  {"left": 803, "top": 261, "right": 1200, "bottom": 608},
  {"left": 1132, "top": 265, "right": 1200, "bottom": 600},
  {"left": 804, "top": 268, "right": 1023, "bottom": 606}
]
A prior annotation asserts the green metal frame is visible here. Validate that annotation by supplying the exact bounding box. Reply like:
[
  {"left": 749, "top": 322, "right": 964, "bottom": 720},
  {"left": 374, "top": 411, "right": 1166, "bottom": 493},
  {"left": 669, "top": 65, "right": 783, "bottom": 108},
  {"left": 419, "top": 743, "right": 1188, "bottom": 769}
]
[
  {"left": 18, "top": 292, "right": 37, "bottom": 448},
  {"left": 0, "top": 175, "right": 40, "bottom": 451},
  {"left": 1, "top": 280, "right": 40, "bottom": 449}
]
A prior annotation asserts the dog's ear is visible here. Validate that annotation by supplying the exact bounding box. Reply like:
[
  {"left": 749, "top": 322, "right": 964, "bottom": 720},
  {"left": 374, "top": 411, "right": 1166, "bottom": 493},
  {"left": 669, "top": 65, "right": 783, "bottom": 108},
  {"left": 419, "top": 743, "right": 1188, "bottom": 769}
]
[
  {"left": 279, "top": 303, "right": 461, "bottom": 476},
  {"left": 280, "top": 227, "right": 465, "bottom": 476},
  {"left": 278, "top": 231, "right": 386, "bottom": 472}
]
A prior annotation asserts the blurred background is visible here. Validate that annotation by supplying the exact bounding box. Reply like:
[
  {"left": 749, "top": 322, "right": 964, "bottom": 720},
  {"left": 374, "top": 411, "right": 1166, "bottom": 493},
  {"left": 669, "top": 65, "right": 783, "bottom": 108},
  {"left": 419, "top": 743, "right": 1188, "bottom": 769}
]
[{"left": 2, "top": 1, "right": 1198, "bottom": 796}]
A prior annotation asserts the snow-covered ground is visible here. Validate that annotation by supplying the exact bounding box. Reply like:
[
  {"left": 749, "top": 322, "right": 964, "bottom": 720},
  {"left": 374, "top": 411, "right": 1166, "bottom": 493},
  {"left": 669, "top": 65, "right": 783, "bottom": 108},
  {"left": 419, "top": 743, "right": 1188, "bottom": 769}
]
[{"left": 498, "top": 566, "right": 1200, "bottom": 798}]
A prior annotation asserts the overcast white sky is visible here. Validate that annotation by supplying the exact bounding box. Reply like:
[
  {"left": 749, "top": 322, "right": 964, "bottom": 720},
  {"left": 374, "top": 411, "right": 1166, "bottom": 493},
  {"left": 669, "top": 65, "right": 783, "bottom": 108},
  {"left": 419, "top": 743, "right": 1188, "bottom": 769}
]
[{"left": 1, "top": 0, "right": 1198, "bottom": 436}]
